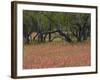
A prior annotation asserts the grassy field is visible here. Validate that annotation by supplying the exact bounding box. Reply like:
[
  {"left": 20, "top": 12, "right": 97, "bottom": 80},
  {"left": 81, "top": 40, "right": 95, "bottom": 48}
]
[{"left": 23, "top": 41, "right": 91, "bottom": 69}]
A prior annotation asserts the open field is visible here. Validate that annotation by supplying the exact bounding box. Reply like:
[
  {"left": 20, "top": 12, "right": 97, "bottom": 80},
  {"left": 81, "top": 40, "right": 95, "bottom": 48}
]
[{"left": 23, "top": 41, "right": 91, "bottom": 69}]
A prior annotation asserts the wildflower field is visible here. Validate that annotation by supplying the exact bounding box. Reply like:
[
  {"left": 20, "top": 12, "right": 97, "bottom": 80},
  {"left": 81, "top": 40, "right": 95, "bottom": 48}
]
[{"left": 23, "top": 41, "right": 90, "bottom": 69}]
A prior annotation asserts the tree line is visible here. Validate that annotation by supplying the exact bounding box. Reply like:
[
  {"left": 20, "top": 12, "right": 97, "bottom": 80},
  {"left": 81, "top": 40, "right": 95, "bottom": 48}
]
[{"left": 23, "top": 10, "right": 91, "bottom": 44}]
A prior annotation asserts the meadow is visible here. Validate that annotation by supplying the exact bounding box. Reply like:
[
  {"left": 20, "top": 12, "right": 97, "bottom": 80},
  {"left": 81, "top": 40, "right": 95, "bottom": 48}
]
[{"left": 23, "top": 41, "right": 90, "bottom": 69}]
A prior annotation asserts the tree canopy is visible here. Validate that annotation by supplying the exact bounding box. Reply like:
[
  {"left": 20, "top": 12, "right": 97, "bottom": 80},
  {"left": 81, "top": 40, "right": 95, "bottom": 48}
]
[{"left": 23, "top": 10, "right": 91, "bottom": 43}]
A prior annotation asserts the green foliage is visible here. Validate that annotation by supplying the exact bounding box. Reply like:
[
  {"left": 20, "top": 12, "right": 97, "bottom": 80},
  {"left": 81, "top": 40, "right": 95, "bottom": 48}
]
[{"left": 23, "top": 10, "right": 91, "bottom": 43}]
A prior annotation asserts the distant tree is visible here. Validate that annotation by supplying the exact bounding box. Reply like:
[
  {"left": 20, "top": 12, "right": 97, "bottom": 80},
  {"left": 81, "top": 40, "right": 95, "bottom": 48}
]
[{"left": 69, "top": 13, "right": 91, "bottom": 42}]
